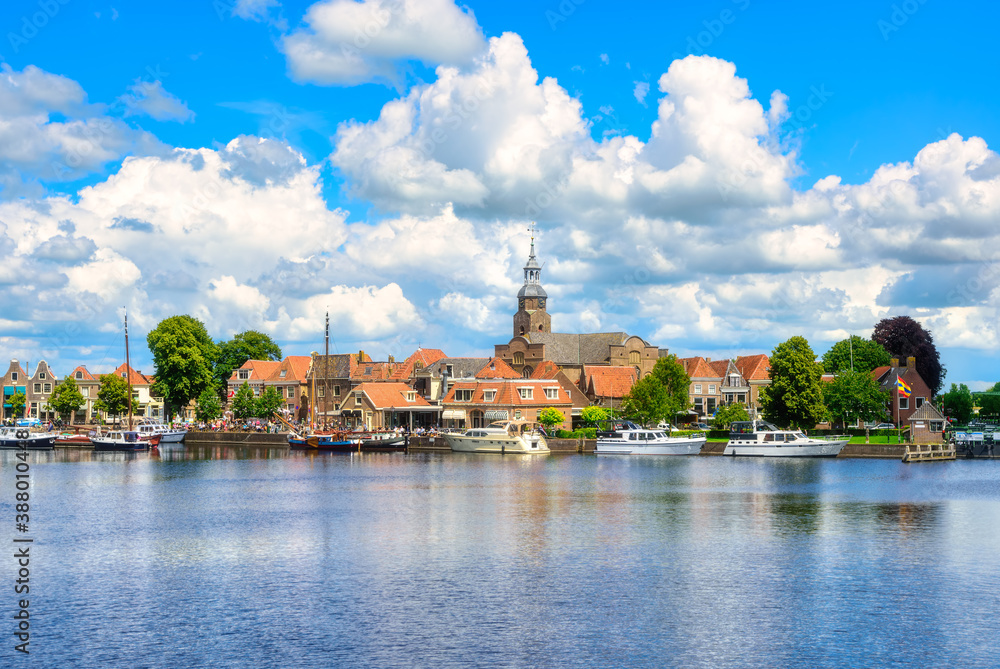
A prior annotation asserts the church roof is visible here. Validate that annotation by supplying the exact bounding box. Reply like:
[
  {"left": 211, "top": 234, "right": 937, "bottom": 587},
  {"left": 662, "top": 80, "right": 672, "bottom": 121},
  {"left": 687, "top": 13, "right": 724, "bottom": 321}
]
[
  {"left": 523, "top": 332, "right": 629, "bottom": 365},
  {"left": 517, "top": 283, "right": 547, "bottom": 298}
]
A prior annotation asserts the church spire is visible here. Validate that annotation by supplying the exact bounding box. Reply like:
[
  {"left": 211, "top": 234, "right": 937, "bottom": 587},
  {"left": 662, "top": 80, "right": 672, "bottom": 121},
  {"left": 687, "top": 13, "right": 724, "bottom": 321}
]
[
  {"left": 524, "top": 222, "right": 541, "bottom": 283},
  {"left": 514, "top": 223, "right": 551, "bottom": 337}
]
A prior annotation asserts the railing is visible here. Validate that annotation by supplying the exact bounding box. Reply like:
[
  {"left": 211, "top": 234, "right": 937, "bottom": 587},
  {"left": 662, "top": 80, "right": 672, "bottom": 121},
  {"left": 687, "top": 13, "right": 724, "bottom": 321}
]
[{"left": 902, "top": 443, "right": 956, "bottom": 462}]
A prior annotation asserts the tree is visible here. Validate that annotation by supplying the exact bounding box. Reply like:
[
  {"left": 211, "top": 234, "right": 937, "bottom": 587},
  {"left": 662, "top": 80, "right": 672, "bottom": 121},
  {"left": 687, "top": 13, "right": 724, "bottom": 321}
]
[
  {"left": 822, "top": 335, "right": 890, "bottom": 374},
  {"left": 195, "top": 387, "right": 223, "bottom": 423},
  {"left": 214, "top": 330, "right": 283, "bottom": 392},
  {"left": 580, "top": 405, "right": 609, "bottom": 426},
  {"left": 759, "top": 336, "right": 827, "bottom": 429},
  {"left": 536, "top": 407, "right": 565, "bottom": 430},
  {"left": 822, "top": 370, "right": 890, "bottom": 428},
  {"left": 147, "top": 315, "right": 218, "bottom": 420},
  {"left": 648, "top": 354, "right": 691, "bottom": 419},
  {"left": 940, "top": 383, "right": 974, "bottom": 424},
  {"left": 231, "top": 382, "right": 257, "bottom": 421},
  {"left": 975, "top": 391, "right": 1000, "bottom": 420},
  {"left": 621, "top": 375, "right": 671, "bottom": 427},
  {"left": 94, "top": 373, "right": 131, "bottom": 421},
  {"left": 872, "top": 316, "right": 946, "bottom": 395},
  {"left": 7, "top": 391, "right": 26, "bottom": 420},
  {"left": 713, "top": 403, "right": 751, "bottom": 430},
  {"left": 47, "top": 377, "right": 86, "bottom": 423},
  {"left": 255, "top": 386, "right": 284, "bottom": 419}
]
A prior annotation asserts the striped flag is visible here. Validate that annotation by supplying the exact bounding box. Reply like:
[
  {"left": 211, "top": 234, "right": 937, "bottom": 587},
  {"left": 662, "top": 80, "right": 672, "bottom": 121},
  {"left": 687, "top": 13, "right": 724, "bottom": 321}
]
[{"left": 896, "top": 377, "right": 912, "bottom": 398}]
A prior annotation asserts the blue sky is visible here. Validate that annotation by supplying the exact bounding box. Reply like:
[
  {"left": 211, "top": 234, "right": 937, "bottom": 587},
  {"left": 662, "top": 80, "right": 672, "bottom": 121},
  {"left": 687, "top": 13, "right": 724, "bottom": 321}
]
[{"left": 1, "top": 0, "right": 998, "bottom": 390}]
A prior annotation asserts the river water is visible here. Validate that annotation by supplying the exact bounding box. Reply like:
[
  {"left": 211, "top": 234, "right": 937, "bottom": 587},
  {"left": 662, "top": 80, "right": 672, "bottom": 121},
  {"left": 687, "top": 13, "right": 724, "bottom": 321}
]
[{"left": 2, "top": 447, "right": 999, "bottom": 668}]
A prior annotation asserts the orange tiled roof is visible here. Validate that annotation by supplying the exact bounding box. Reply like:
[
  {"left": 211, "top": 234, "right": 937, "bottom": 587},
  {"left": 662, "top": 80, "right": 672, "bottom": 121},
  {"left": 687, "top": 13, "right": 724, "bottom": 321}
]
[
  {"left": 735, "top": 354, "right": 770, "bottom": 381},
  {"left": 70, "top": 366, "right": 96, "bottom": 381},
  {"left": 230, "top": 359, "right": 282, "bottom": 382},
  {"left": 678, "top": 356, "right": 719, "bottom": 379},
  {"left": 708, "top": 359, "right": 731, "bottom": 377},
  {"left": 389, "top": 349, "right": 448, "bottom": 380},
  {"left": 583, "top": 365, "right": 637, "bottom": 398},
  {"left": 354, "top": 382, "right": 433, "bottom": 408},
  {"left": 871, "top": 365, "right": 891, "bottom": 381},
  {"left": 266, "top": 356, "right": 311, "bottom": 383},
  {"left": 530, "top": 360, "right": 561, "bottom": 379},
  {"left": 443, "top": 379, "right": 571, "bottom": 406},
  {"left": 111, "top": 363, "right": 151, "bottom": 385},
  {"left": 476, "top": 357, "right": 520, "bottom": 379}
]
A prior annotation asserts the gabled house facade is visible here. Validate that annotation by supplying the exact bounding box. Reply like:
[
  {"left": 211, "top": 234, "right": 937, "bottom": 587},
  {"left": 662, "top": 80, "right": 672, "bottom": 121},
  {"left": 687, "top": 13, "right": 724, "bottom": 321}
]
[
  {"left": 581, "top": 365, "right": 637, "bottom": 410},
  {"left": 263, "top": 356, "right": 311, "bottom": 417},
  {"left": 442, "top": 379, "right": 573, "bottom": 430},
  {"left": 2, "top": 360, "right": 27, "bottom": 420},
  {"left": 872, "top": 356, "right": 933, "bottom": 425},
  {"left": 66, "top": 366, "right": 101, "bottom": 423},
  {"left": 308, "top": 352, "right": 372, "bottom": 422},
  {"left": 26, "top": 361, "right": 57, "bottom": 422}
]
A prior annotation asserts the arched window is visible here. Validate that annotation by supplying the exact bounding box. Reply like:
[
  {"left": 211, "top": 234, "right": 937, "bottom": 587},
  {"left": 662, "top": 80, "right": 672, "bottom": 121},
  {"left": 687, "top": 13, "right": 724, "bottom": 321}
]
[
  {"left": 519, "top": 326, "right": 525, "bottom": 335},
  {"left": 522, "top": 366, "right": 533, "bottom": 378},
  {"left": 628, "top": 350, "right": 640, "bottom": 365},
  {"left": 513, "top": 352, "right": 525, "bottom": 366},
  {"left": 538, "top": 324, "right": 543, "bottom": 331}
]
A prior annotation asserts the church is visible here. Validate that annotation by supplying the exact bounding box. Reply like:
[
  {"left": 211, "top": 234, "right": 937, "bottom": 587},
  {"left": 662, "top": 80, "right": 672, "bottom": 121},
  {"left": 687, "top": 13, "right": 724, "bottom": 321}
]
[{"left": 494, "top": 232, "right": 662, "bottom": 389}]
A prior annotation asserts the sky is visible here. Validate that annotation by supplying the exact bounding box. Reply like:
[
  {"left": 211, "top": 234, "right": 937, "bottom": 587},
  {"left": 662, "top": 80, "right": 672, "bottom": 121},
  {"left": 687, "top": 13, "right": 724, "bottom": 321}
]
[{"left": 1, "top": 0, "right": 998, "bottom": 390}]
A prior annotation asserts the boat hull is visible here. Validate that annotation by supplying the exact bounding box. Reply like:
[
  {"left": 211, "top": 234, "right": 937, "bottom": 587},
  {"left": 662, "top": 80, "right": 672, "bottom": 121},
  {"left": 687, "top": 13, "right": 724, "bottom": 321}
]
[
  {"left": 157, "top": 431, "right": 187, "bottom": 443},
  {"left": 288, "top": 436, "right": 406, "bottom": 452},
  {"left": 596, "top": 436, "right": 706, "bottom": 456},
  {"left": 0, "top": 434, "right": 56, "bottom": 449},
  {"left": 723, "top": 439, "right": 847, "bottom": 457},
  {"left": 445, "top": 433, "right": 549, "bottom": 454}
]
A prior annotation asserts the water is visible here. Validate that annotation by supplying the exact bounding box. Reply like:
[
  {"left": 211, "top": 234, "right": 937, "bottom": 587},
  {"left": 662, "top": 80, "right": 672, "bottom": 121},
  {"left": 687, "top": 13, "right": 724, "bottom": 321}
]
[{"left": 2, "top": 448, "right": 999, "bottom": 668}]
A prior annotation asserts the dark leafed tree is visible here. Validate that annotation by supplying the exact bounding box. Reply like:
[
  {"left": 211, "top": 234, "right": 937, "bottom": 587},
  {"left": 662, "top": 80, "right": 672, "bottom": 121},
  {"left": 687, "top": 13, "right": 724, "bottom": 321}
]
[
  {"left": 147, "top": 315, "right": 218, "bottom": 420},
  {"left": 822, "top": 335, "right": 890, "bottom": 374},
  {"left": 759, "top": 336, "right": 826, "bottom": 429},
  {"left": 47, "top": 377, "right": 86, "bottom": 423},
  {"left": 871, "top": 316, "right": 946, "bottom": 395}
]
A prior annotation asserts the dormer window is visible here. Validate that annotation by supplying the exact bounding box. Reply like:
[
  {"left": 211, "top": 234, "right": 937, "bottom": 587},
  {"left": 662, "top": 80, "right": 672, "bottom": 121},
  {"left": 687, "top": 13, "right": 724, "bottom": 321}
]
[
  {"left": 280, "top": 370, "right": 287, "bottom": 378},
  {"left": 238, "top": 370, "right": 249, "bottom": 380},
  {"left": 483, "top": 390, "right": 496, "bottom": 402},
  {"left": 406, "top": 391, "right": 416, "bottom": 402},
  {"left": 518, "top": 387, "right": 533, "bottom": 400},
  {"left": 39, "top": 372, "right": 46, "bottom": 380},
  {"left": 446, "top": 364, "right": 453, "bottom": 376},
  {"left": 76, "top": 371, "right": 83, "bottom": 379}
]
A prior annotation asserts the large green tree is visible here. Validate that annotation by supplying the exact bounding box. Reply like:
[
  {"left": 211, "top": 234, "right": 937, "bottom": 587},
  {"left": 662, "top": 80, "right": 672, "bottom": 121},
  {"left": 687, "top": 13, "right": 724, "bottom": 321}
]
[
  {"left": 195, "top": 387, "right": 223, "bottom": 423},
  {"left": 47, "top": 377, "right": 86, "bottom": 423},
  {"left": 759, "top": 336, "right": 827, "bottom": 429},
  {"left": 872, "top": 316, "right": 946, "bottom": 395},
  {"left": 648, "top": 355, "right": 691, "bottom": 418},
  {"left": 231, "top": 382, "right": 257, "bottom": 421},
  {"left": 7, "top": 391, "right": 26, "bottom": 419},
  {"left": 621, "top": 376, "right": 671, "bottom": 426},
  {"left": 940, "top": 383, "right": 974, "bottom": 424},
  {"left": 975, "top": 391, "right": 1000, "bottom": 419},
  {"left": 94, "top": 373, "right": 131, "bottom": 421},
  {"left": 713, "top": 402, "right": 751, "bottom": 430},
  {"left": 255, "top": 386, "right": 285, "bottom": 418},
  {"left": 536, "top": 407, "right": 565, "bottom": 430},
  {"left": 147, "top": 315, "right": 218, "bottom": 419},
  {"left": 822, "top": 335, "right": 890, "bottom": 374},
  {"left": 822, "top": 370, "right": 890, "bottom": 428},
  {"left": 214, "top": 330, "right": 283, "bottom": 391},
  {"left": 580, "top": 405, "right": 610, "bottom": 426}
]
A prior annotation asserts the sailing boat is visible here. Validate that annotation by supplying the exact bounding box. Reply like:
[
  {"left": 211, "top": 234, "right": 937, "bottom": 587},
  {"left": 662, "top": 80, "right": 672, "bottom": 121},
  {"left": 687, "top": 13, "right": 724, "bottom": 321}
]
[{"left": 91, "top": 311, "right": 159, "bottom": 452}]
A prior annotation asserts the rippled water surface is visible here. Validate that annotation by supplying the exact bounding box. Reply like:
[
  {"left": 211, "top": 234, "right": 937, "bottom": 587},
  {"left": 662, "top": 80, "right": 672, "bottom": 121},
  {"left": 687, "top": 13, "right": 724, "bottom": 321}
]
[{"left": 2, "top": 447, "right": 999, "bottom": 668}]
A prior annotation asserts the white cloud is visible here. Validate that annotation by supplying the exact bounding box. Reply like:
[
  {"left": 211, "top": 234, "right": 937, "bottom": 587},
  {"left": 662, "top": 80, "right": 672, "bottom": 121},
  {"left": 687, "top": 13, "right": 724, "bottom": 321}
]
[
  {"left": 281, "top": 0, "right": 485, "bottom": 85},
  {"left": 120, "top": 80, "right": 195, "bottom": 123},
  {"left": 633, "top": 81, "right": 649, "bottom": 107}
]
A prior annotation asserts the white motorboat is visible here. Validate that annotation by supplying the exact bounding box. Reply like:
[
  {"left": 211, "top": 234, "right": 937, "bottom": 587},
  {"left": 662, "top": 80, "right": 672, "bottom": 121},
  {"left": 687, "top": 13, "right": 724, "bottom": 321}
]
[
  {"left": 136, "top": 418, "right": 187, "bottom": 443},
  {"left": 595, "top": 420, "right": 705, "bottom": 455},
  {"left": 91, "top": 430, "right": 157, "bottom": 451},
  {"left": 724, "top": 420, "right": 847, "bottom": 457},
  {"left": 445, "top": 421, "right": 549, "bottom": 454},
  {"left": 0, "top": 426, "right": 56, "bottom": 449}
]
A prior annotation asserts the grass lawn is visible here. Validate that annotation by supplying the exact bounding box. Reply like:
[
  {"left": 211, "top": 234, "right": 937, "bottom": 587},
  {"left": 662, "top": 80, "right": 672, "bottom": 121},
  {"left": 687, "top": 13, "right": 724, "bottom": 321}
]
[{"left": 848, "top": 435, "right": 907, "bottom": 444}]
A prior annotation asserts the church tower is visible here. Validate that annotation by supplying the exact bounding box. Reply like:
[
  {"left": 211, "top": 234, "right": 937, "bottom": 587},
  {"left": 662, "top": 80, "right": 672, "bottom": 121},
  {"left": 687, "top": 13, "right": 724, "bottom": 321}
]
[{"left": 513, "top": 227, "right": 551, "bottom": 338}]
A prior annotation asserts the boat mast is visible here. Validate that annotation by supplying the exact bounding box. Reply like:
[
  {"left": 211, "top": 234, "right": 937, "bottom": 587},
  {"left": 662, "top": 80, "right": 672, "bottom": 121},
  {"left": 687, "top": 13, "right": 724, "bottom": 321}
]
[
  {"left": 324, "top": 311, "right": 329, "bottom": 430},
  {"left": 124, "top": 310, "right": 133, "bottom": 431}
]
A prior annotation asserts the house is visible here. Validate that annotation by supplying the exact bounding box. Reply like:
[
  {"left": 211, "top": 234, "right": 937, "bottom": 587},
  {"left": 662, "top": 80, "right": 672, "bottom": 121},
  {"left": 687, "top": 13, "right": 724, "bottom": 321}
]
[
  {"left": 262, "top": 356, "right": 312, "bottom": 418},
  {"left": 65, "top": 366, "right": 101, "bottom": 423},
  {"left": 734, "top": 354, "right": 771, "bottom": 415},
  {"left": 494, "top": 236, "right": 661, "bottom": 383},
  {"left": 2, "top": 360, "right": 27, "bottom": 420},
  {"left": 476, "top": 357, "right": 520, "bottom": 380},
  {"left": 107, "top": 364, "right": 164, "bottom": 420},
  {"left": 388, "top": 348, "right": 448, "bottom": 382},
  {"left": 228, "top": 359, "right": 282, "bottom": 401},
  {"left": 580, "top": 365, "right": 637, "bottom": 410},
  {"left": 413, "top": 358, "right": 492, "bottom": 417},
  {"left": 441, "top": 378, "right": 573, "bottom": 430},
  {"left": 26, "top": 361, "right": 57, "bottom": 422},
  {"left": 308, "top": 352, "right": 373, "bottom": 424},
  {"left": 872, "top": 356, "right": 933, "bottom": 425},
  {"left": 337, "top": 382, "right": 440, "bottom": 430},
  {"left": 908, "top": 403, "right": 946, "bottom": 444},
  {"left": 678, "top": 357, "right": 722, "bottom": 419}
]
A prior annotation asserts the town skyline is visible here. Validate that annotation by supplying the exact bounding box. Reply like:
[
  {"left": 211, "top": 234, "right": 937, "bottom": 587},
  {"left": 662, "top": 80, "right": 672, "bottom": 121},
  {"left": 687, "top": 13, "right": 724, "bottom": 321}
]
[{"left": 1, "top": 1, "right": 998, "bottom": 389}]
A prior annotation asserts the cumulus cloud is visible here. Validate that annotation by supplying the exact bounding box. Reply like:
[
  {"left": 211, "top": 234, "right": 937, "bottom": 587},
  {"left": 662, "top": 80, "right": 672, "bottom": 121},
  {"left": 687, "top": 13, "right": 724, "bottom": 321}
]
[
  {"left": 120, "top": 79, "right": 195, "bottom": 123},
  {"left": 281, "top": 0, "right": 485, "bottom": 86}
]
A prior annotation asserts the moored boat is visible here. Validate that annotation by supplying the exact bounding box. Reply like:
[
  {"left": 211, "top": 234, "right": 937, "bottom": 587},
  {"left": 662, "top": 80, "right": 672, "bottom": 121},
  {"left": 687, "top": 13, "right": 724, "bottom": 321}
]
[
  {"left": 595, "top": 420, "right": 705, "bottom": 455},
  {"left": 136, "top": 418, "right": 187, "bottom": 443},
  {"left": 0, "top": 426, "right": 56, "bottom": 450},
  {"left": 288, "top": 430, "right": 406, "bottom": 451},
  {"left": 724, "top": 420, "right": 847, "bottom": 457},
  {"left": 91, "top": 430, "right": 159, "bottom": 451},
  {"left": 445, "top": 421, "right": 548, "bottom": 454}
]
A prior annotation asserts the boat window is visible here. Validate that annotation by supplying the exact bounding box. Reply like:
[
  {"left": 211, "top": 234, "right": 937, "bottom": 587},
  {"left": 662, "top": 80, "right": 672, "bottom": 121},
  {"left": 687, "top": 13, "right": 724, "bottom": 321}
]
[
  {"left": 629, "top": 433, "right": 638, "bottom": 441},
  {"left": 655, "top": 432, "right": 665, "bottom": 439},
  {"left": 764, "top": 433, "right": 774, "bottom": 442}
]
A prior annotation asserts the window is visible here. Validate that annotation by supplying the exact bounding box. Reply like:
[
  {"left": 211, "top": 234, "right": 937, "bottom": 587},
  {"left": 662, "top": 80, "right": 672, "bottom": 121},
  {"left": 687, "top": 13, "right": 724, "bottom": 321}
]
[
  {"left": 76, "top": 371, "right": 83, "bottom": 380},
  {"left": 365, "top": 366, "right": 373, "bottom": 375},
  {"left": 545, "top": 387, "right": 559, "bottom": 400},
  {"left": 280, "top": 370, "right": 287, "bottom": 378},
  {"left": 11, "top": 373, "right": 17, "bottom": 382},
  {"left": 288, "top": 387, "right": 295, "bottom": 398},
  {"left": 694, "top": 398, "right": 703, "bottom": 413},
  {"left": 334, "top": 385, "right": 341, "bottom": 397},
  {"left": 355, "top": 394, "right": 363, "bottom": 407},
  {"left": 253, "top": 387, "right": 260, "bottom": 397},
  {"left": 406, "top": 391, "right": 416, "bottom": 402},
  {"left": 455, "top": 389, "right": 473, "bottom": 402},
  {"left": 483, "top": 390, "right": 496, "bottom": 402},
  {"left": 43, "top": 383, "right": 51, "bottom": 393},
  {"left": 915, "top": 397, "right": 924, "bottom": 408},
  {"left": 729, "top": 373, "right": 741, "bottom": 386},
  {"left": 446, "top": 365, "right": 453, "bottom": 376},
  {"left": 515, "top": 410, "right": 522, "bottom": 420},
  {"left": 707, "top": 398, "right": 716, "bottom": 414},
  {"left": 899, "top": 397, "right": 908, "bottom": 410},
  {"left": 694, "top": 384, "right": 702, "bottom": 394},
  {"left": 628, "top": 351, "right": 640, "bottom": 365},
  {"left": 709, "top": 384, "right": 716, "bottom": 394},
  {"left": 34, "top": 384, "right": 41, "bottom": 393},
  {"left": 39, "top": 372, "right": 46, "bottom": 380},
  {"left": 238, "top": 370, "right": 249, "bottom": 380},
  {"left": 518, "top": 387, "right": 533, "bottom": 400},
  {"left": 513, "top": 352, "right": 525, "bottom": 366},
  {"left": 319, "top": 387, "right": 325, "bottom": 398},
  {"left": 29, "top": 402, "right": 37, "bottom": 417},
  {"left": 81, "top": 388, "right": 89, "bottom": 397}
]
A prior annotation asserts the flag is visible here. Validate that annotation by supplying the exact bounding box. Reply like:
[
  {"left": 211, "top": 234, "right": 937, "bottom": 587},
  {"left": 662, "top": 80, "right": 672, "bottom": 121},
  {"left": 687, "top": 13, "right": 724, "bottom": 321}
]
[{"left": 896, "top": 377, "right": 911, "bottom": 398}]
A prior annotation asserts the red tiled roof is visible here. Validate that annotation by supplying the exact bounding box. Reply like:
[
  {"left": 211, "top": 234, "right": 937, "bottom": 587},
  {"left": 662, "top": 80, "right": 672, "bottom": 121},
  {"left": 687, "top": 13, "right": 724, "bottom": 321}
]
[
  {"left": 70, "top": 366, "right": 96, "bottom": 381},
  {"left": 476, "top": 357, "right": 520, "bottom": 379},
  {"left": 352, "top": 361, "right": 397, "bottom": 381},
  {"left": 735, "top": 354, "right": 770, "bottom": 381},
  {"left": 443, "top": 379, "right": 572, "bottom": 406},
  {"left": 871, "top": 366, "right": 891, "bottom": 381},
  {"left": 583, "top": 365, "right": 637, "bottom": 398},
  {"left": 354, "top": 382, "right": 433, "bottom": 409},
  {"left": 678, "top": 357, "right": 719, "bottom": 379},
  {"left": 708, "top": 359, "right": 731, "bottom": 377},
  {"left": 111, "top": 363, "right": 152, "bottom": 386},
  {"left": 230, "top": 359, "right": 282, "bottom": 382},
  {"left": 389, "top": 349, "right": 447, "bottom": 380},
  {"left": 530, "top": 361, "right": 561, "bottom": 379},
  {"left": 265, "top": 356, "right": 311, "bottom": 383}
]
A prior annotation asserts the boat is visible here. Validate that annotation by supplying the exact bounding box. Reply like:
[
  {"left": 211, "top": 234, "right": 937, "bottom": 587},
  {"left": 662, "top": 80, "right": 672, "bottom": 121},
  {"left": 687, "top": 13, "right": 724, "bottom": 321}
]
[
  {"left": 287, "top": 431, "right": 406, "bottom": 452},
  {"left": 54, "top": 431, "right": 93, "bottom": 446},
  {"left": 724, "top": 420, "right": 848, "bottom": 457},
  {"left": 445, "top": 420, "right": 549, "bottom": 454},
  {"left": 91, "top": 430, "right": 159, "bottom": 452},
  {"left": 136, "top": 418, "right": 186, "bottom": 443},
  {"left": 0, "top": 426, "right": 56, "bottom": 449},
  {"left": 595, "top": 420, "right": 705, "bottom": 455}
]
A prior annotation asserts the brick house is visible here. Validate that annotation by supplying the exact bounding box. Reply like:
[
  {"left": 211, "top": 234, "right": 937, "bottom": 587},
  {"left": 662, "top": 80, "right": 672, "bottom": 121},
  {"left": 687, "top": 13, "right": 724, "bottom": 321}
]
[
  {"left": 872, "top": 356, "right": 933, "bottom": 425},
  {"left": 263, "top": 356, "right": 312, "bottom": 417},
  {"left": 26, "top": 361, "right": 57, "bottom": 422},
  {"left": 908, "top": 403, "right": 946, "bottom": 444},
  {"left": 581, "top": 365, "right": 637, "bottom": 410},
  {"left": 2, "top": 360, "right": 28, "bottom": 420},
  {"left": 308, "top": 352, "right": 373, "bottom": 424},
  {"left": 65, "top": 366, "right": 101, "bottom": 423},
  {"left": 734, "top": 354, "right": 771, "bottom": 415},
  {"left": 337, "top": 382, "right": 441, "bottom": 430},
  {"left": 442, "top": 378, "right": 573, "bottom": 431}
]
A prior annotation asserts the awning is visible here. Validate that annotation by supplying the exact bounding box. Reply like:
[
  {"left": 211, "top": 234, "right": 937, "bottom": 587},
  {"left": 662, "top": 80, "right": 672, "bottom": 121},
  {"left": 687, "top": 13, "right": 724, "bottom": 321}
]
[
  {"left": 485, "top": 409, "right": 509, "bottom": 421},
  {"left": 442, "top": 409, "right": 467, "bottom": 420}
]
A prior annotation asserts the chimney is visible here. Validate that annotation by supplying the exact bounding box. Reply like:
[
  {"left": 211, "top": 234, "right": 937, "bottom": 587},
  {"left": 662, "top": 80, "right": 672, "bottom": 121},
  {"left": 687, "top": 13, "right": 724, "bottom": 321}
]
[
  {"left": 890, "top": 358, "right": 899, "bottom": 368},
  {"left": 906, "top": 356, "right": 916, "bottom": 368}
]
